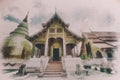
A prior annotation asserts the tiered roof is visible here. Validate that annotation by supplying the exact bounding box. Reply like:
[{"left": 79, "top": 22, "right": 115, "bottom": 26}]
[{"left": 10, "top": 14, "right": 29, "bottom": 37}]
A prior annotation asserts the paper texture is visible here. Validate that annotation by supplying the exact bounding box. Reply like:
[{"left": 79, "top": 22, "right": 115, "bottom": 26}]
[{"left": 0, "top": 0, "right": 120, "bottom": 80}]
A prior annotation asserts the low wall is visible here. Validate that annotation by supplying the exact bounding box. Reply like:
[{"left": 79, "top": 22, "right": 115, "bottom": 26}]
[{"left": 64, "top": 57, "right": 84, "bottom": 72}]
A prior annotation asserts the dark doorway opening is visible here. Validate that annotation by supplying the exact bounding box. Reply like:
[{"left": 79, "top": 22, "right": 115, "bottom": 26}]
[
  {"left": 96, "top": 51, "right": 103, "bottom": 58},
  {"left": 21, "top": 48, "right": 25, "bottom": 59},
  {"left": 35, "top": 44, "right": 45, "bottom": 56},
  {"left": 53, "top": 48, "right": 59, "bottom": 61},
  {"left": 105, "top": 48, "right": 114, "bottom": 59},
  {"left": 86, "top": 42, "right": 92, "bottom": 58}
]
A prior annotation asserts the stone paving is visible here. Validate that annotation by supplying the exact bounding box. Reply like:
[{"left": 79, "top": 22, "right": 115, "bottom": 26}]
[
  {"left": 1, "top": 68, "right": 119, "bottom": 80},
  {"left": 0, "top": 56, "right": 120, "bottom": 80}
]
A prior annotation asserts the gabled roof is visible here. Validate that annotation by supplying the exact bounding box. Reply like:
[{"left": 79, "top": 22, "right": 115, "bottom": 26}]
[
  {"left": 83, "top": 32, "right": 119, "bottom": 48},
  {"left": 64, "top": 27, "right": 83, "bottom": 40},
  {"left": 28, "top": 27, "right": 47, "bottom": 41},
  {"left": 42, "top": 12, "right": 69, "bottom": 28},
  {"left": 28, "top": 13, "right": 83, "bottom": 41}
]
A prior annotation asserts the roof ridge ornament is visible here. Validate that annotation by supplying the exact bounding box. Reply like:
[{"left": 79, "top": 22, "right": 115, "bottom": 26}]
[
  {"left": 23, "top": 11, "right": 29, "bottom": 23},
  {"left": 55, "top": 7, "right": 57, "bottom": 14},
  {"left": 10, "top": 12, "right": 29, "bottom": 36},
  {"left": 54, "top": 7, "right": 59, "bottom": 19}
]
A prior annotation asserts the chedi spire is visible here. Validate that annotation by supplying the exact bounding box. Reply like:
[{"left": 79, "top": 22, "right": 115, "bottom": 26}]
[{"left": 10, "top": 13, "right": 29, "bottom": 37}]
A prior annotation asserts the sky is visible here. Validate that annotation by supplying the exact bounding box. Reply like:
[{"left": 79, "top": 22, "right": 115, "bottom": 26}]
[{"left": 0, "top": 0, "right": 120, "bottom": 45}]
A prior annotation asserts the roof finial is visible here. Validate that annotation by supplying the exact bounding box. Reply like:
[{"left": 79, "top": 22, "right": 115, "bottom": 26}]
[
  {"left": 55, "top": 7, "right": 57, "bottom": 14},
  {"left": 23, "top": 11, "right": 29, "bottom": 22}
]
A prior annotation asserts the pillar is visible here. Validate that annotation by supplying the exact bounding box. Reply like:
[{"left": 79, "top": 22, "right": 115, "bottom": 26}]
[
  {"left": 76, "top": 43, "right": 79, "bottom": 56},
  {"left": 32, "top": 44, "right": 35, "bottom": 57},
  {"left": 74, "top": 46, "right": 76, "bottom": 57},
  {"left": 44, "top": 30, "right": 49, "bottom": 57},
  {"left": 34, "top": 47, "right": 38, "bottom": 57},
  {"left": 63, "top": 30, "right": 66, "bottom": 57},
  {"left": 36, "top": 49, "right": 40, "bottom": 58}
]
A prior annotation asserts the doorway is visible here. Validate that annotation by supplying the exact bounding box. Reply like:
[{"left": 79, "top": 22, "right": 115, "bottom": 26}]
[
  {"left": 53, "top": 48, "right": 59, "bottom": 61},
  {"left": 96, "top": 51, "right": 103, "bottom": 58}
]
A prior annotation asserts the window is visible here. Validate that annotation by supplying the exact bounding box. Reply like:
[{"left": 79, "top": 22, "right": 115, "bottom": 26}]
[
  {"left": 57, "top": 28, "right": 62, "bottom": 33},
  {"left": 50, "top": 28, "right": 55, "bottom": 33}
]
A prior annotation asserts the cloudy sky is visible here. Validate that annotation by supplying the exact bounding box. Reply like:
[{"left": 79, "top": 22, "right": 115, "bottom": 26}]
[{"left": 0, "top": 0, "right": 120, "bottom": 45}]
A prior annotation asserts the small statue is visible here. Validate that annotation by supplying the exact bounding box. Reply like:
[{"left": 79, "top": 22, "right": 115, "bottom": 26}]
[{"left": 75, "top": 64, "right": 81, "bottom": 75}]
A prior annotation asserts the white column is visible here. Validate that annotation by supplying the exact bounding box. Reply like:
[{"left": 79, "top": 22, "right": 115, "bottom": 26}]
[
  {"left": 76, "top": 43, "right": 79, "bottom": 56},
  {"left": 35, "top": 47, "right": 38, "bottom": 57},
  {"left": 37, "top": 48, "right": 39, "bottom": 57},
  {"left": 63, "top": 30, "right": 66, "bottom": 57},
  {"left": 32, "top": 44, "right": 35, "bottom": 57},
  {"left": 37, "top": 49, "right": 40, "bottom": 58},
  {"left": 77, "top": 42, "right": 82, "bottom": 56},
  {"left": 72, "top": 48, "right": 74, "bottom": 57},
  {"left": 74, "top": 47, "right": 76, "bottom": 57},
  {"left": 44, "top": 30, "right": 49, "bottom": 57}
]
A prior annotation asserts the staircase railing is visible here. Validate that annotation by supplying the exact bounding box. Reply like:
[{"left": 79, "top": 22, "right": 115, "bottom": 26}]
[
  {"left": 41, "top": 56, "right": 49, "bottom": 72},
  {"left": 38, "top": 56, "right": 49, "bottom": 77},
  {"left": 61, "top": 57, "right": 67, "bottom": 76}
]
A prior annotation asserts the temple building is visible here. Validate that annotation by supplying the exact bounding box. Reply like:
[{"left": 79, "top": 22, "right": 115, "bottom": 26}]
[
  {"left": 29, "top": 13, "right": 83, "bottom": 61},
  {"left": 83, "top": 32, "right": 119, "bottom": 60},
  {"left": 2, "top": 12, "right": 119, "bottom": 61}
]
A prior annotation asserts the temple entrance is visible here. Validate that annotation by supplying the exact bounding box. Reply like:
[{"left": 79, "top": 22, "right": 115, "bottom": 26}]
[
  {"left": 48, "top": 38, "right": 63, "bottom": 61},
  {"left": 96, "top": 51, "right": 103, "bottom": 58},
  {"left": 35, "top": 43, "right": 45, "bottom": 57},
  {"left": 53, "top": 48, "right": 59, "bottom": 61}
]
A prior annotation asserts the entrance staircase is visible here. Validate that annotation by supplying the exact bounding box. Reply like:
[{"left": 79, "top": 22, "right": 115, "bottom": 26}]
[{"left": 44, "top": 61, "right": 63, "bottom": 77}]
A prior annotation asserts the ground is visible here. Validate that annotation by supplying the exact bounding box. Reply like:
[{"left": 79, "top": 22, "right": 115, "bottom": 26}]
[
  {"left": 1, "top": 70, "right": 120, "bottom": 80},
  {"left": 0, "top": 53, "right": 120, "bottom": 80}
]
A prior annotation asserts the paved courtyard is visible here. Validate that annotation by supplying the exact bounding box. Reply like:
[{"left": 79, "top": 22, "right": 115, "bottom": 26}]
[
  {"left": 1, "top": 67, "right": 120, "bottom": 80},
  {"left": 0, "top": 54, "right": 120, "bottom": 80}
]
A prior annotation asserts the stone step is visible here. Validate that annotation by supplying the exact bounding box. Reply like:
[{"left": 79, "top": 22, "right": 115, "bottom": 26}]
[
  {"left": 46, "top": 68, "right": 62, "bottom": 70},
  {"left": 47, "top": 64, "right": 62, "bottom": 65},
  {"left": 49, "top": 61, "right": 62, "bottom": 63},
  {"left": 47, "top": 65, "right": 62, "bottom": 67},
  {"left": 46, "top": 67, "right": 62, "bottom": 69},
  {"left": 46, "top": 65, "right": 62, "bottom": 67},
  {"left": 45, "top": 68, "right": 62, "bottom": 70},
  {"left": 45, "top": 70, "right": 62, "bottom": 72},
  {"left": 46, "top": 69, "right": 62, "bottom": 71},
  {"left": 44, "top": 61, "right": 63, "bottom": 77},
  {"left": 45, "top": 67, "right": 62, "bottom": 70},
  {"left": 43, "top": 74, "right": 61, "bottom": 77},
  {"left": 48, "top": 63, "right": 62, "bottom": 64},
  {"left": 47, "top": 63, "right": 62, "bottom": 65},
  {"left": 44, "top": 72, "right": 61, "bottom": 75}
]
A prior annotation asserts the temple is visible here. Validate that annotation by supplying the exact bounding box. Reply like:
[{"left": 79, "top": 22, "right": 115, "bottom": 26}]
[
  {"left": 29, "top": 13, "right": 84, "bottom": 61},
  {"left": 1, "top": 12, "right": 119, "bottom": 77},
  {"left": 2, "top": 12, "right": 119, "bottom": 60}
]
